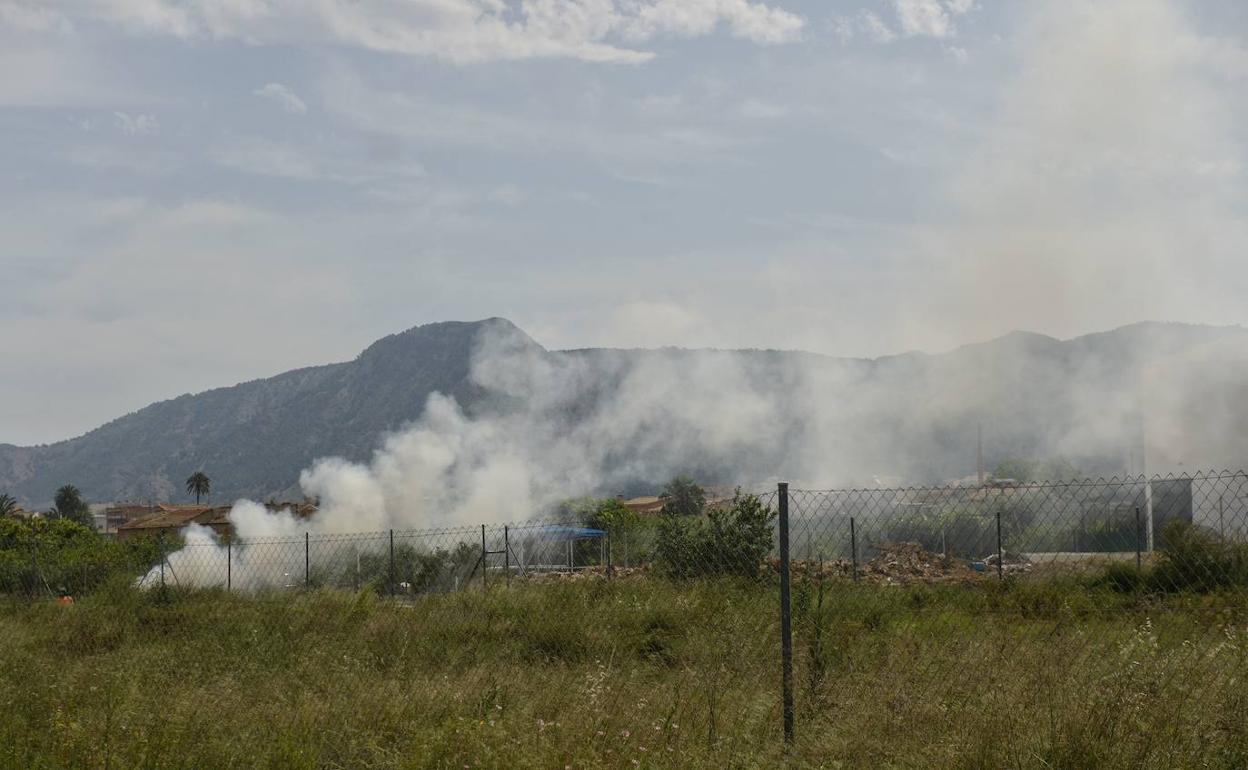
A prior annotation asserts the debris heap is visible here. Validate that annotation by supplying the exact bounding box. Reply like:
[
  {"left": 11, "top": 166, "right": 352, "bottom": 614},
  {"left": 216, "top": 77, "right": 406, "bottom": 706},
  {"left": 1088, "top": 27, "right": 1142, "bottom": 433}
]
[{"left": 861, "top": 541, "right": 980, "bottom": 584}]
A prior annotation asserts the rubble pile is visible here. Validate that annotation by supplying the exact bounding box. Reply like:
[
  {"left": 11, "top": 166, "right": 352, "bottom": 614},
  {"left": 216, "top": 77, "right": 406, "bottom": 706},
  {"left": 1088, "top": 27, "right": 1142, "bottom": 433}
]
[
  {"left": 518, "top": 566, "right": 645, "bottom": 583},
  {"left": 982, "top": 550, "right": 1032, "bottom": 574},
  {"left": 774, "top": 542, "right": 985, "bottom": 584},
  {"left": 862, "top": 541, "right": 980, "bottom": 584}
]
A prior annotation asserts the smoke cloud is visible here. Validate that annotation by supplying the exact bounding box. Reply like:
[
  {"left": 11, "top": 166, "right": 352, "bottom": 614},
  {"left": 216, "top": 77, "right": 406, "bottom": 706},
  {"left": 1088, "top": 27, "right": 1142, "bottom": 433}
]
[
  {"left": 149, "top": 0, "right": 1248, "bottom": 587},
  {"left": 913, "top": 0, "right": 1248, "bottom": 347}
]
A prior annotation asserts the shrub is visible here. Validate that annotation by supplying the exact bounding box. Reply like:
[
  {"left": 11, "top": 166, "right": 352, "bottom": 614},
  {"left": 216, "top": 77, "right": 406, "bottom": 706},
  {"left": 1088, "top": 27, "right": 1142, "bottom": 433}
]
[
  {"left": 0, "top": 516, "right": 160, "bottom": 596},
  {"left": 655, "top": 489, "right": 775, "bottom": 580},
  {"left": 1148, "top": 519, "right": 1248, "bottom": 593},
  {"left": 1096, "top": 561, "right": 1145, "bottom": 593}
]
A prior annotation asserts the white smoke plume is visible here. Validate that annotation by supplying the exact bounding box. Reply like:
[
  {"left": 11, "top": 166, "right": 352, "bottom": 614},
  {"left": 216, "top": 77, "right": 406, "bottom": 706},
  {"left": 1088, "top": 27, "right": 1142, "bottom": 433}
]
[{"left": 148, "top": 0, "right": 1248, "bottom": 588}]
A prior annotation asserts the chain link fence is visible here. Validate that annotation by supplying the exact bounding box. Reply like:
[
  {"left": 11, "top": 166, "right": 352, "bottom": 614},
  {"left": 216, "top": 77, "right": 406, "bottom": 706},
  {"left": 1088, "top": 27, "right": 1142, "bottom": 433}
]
[{"left": 3, "top": 472, "right": 1248, "bottom": 766}]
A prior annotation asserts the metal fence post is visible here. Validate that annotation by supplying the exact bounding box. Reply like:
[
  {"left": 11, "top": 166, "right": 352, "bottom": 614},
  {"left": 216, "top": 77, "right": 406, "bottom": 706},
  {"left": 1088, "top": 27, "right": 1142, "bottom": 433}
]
[
  {"left": 159, "top": 533, "right": 166, "bottom": 588},
  {"left": 850, "top": 516, "right": 858, "bottom": 583},
  {"left": 305, "top": 532, "right": 310, "bottom": 588},
  {"left": 1135, "top": 506, "right": 1143, "bottom": 572},
  {"left": 388, "top": 529, "right": 395, "bottom": 596},
  {"left": 995, "top": 511, "right": 1003, "bottom": 581},
  {"left": 1219, "top": 495, "right": 1226, "bottom": 540},
  {"left": 504, "top": 525, "right": 511, "bottom": 587},
  {"left": 227, "top": 536, "right": 232, "bottom": 592},
  {"left": 778, "top": 482, "right": 794, "bottom": 745},
  {"left": 481, "top": 524, "right": 488, "bottom": 590}
]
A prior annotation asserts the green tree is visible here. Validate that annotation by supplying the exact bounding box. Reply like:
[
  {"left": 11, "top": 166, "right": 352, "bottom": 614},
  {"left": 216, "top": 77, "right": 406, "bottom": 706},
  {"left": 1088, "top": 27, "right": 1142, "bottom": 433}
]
[
  {"left": 659, "top": 475, "right": 706, "bottom": 517},
  {"left": 52, "top": 485, "right": 92, "bottom": 527},
  {"left": 0, "top": 515, "right": 161, "bottom": 596},
  {"left": 656, "top": 489, "right": 775, "bottom": 580},
  {"left": 185, "top": 471, "right": 211, "bottom": 505},
  {"left": 576, "top": 497, "right": 634, "bottom": 531},
  {"left": 0, "top": 494, "right": 17, "bottom": 518}
]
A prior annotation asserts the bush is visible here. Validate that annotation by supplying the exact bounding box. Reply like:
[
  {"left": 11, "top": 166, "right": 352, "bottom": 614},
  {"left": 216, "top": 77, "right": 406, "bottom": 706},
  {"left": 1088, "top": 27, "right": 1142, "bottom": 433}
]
[
  {"left": 1096, "top": 561, "right": 1145, "bottom": 593},
  {"left": 655, "top": 490, "right": 775, "bottom": 580},
  {"left": 0, "top": 516, "right": 160, "bottom": 596},
  {"left": 1148, "top": 519, "right": 1248, "bottom": 593}
]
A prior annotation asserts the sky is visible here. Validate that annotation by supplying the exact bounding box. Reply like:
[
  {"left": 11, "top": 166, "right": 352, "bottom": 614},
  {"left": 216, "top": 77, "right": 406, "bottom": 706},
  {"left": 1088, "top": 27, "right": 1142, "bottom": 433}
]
[{"left": 2, "top": 0, "right": 1248, "bottom": 446}]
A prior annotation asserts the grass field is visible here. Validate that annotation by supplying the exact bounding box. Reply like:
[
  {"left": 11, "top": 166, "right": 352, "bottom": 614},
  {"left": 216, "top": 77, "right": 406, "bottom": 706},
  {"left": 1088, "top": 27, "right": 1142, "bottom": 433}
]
[{"left": 1, "top": 576, "right": 1247, "bottom": 769}]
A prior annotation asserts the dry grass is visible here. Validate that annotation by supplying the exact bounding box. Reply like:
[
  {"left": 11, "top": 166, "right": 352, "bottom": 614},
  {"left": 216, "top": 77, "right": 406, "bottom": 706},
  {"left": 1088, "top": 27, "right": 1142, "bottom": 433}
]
[{"left": 0, "top": 576, "right": 1246, "bottom": 769}]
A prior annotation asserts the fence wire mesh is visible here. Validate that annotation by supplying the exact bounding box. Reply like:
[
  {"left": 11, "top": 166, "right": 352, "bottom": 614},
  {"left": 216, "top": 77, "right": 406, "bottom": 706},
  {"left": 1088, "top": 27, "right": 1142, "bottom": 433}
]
[{"left": 3, "top": 473, "right": 1248, "bottom": 767}]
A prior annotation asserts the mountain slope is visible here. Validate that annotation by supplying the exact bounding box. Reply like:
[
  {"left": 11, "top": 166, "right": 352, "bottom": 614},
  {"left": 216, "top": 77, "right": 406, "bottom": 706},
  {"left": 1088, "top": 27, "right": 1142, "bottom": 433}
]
[
  {"left": 0, "top": 318, "right": 540, "bottom": 506},
  {"left": 2, "top": 319, "right": 1246, "bottom": 507}
]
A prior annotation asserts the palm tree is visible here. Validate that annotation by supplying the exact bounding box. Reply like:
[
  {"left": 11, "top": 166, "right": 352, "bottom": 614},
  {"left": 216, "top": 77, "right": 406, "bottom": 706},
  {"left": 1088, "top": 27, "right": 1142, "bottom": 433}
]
[
  {"left": 53, "top": 484, "right": 92, "bottom": 527},
  {"left": 185, "top": 471, "right": 211, "bottom": 505},
  {"left": 0, "top": 493, "right": 17, "bottom": 517}
]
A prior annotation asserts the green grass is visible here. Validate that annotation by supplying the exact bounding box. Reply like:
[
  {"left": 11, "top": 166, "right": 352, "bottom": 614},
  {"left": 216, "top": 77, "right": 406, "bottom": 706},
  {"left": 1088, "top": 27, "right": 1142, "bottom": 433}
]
[{"left": 1, "top": 575, "right": 1247, "bottom": 769}]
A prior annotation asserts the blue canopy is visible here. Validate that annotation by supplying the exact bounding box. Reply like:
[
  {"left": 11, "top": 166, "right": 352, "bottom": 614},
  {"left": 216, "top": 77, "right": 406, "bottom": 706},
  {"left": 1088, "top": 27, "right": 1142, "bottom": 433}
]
[{"left": 524, "top": 525, "right": 607, "bottom": 540}]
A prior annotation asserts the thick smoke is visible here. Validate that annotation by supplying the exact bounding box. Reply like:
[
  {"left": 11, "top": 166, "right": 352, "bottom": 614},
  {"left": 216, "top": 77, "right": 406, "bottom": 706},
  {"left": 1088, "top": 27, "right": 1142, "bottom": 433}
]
[
  {"left": 914, "top": 0, "right": 1248, "bottom": 346},
  {"left": 154, "top": 318, "right": 1248, "bottom": 590},
  {"left": 149, "top": 0, "right": 1248, "bottom": 587}
]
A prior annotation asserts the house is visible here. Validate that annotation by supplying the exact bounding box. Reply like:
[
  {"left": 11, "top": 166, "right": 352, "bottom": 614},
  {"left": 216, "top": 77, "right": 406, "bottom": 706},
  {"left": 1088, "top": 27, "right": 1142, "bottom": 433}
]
[
  {"left": 91, "top": 502, "right": 156, "bottom": 535},
  {"left": 620, "top": 496, "right": 665, "bottom": 515},
  {"left": 114, "top": 501, "right": 318, "bottom": 540},
  {"left": 115, "top": 504, "right": 232, "bottom": 540},
  {"left": 619, "top": 491, "right": 735, "bottom": 516}
]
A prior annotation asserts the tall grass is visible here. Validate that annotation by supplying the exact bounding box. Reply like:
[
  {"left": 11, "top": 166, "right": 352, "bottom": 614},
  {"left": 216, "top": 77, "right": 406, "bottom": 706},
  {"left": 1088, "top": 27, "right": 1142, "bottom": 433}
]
[{"left": 1, "top": 575, "right": 1246, "bottom": 769}]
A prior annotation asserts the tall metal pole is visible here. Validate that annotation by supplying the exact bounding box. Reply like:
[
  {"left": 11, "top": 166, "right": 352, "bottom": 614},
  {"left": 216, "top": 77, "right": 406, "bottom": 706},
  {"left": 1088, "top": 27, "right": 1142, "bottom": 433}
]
[
  {"left": 995, "top": 511, "right": 1004, "bottom": 581},
  {"left": 1135, "top": 506, "right": 1143, "bottom": 572},
  {"left": 504, "top": 525, "right": 511, "bottom": 587},
  {"left": 305, "top": 531, "right": 310, "bottom": 588},
  {"left": 227, "top": 537, "right": 232, "bottom": 592},
  {"left": 850, "top": 516, "right": 858, "bottom": 583},
  {"left": 778, "top": 482, "right": 794, "bottom": 745},
  {"left": 1219, "top": 495, "right": 1226, "bottom": 540},
  {"left": 1145, "top": 479, "right": 1155, "bottom": 553},
  {"left": 1142, "top": 422, "right": 1155, "bottom": 552},
  {"left": 481, "top": 525, "right": 488, "bottom": 589}
]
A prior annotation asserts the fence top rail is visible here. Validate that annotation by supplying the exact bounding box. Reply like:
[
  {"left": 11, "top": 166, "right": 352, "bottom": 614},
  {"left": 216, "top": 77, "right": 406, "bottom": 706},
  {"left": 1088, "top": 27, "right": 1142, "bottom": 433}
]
[
  {"left": 169, "top": 519, "right": 614, "bottom": 548},
  {"left": 788, "top": 469, "right": 1248, "bottom": 496},
  {"left": 143, "top": 469, "right": 1248, "bottom": 549}
]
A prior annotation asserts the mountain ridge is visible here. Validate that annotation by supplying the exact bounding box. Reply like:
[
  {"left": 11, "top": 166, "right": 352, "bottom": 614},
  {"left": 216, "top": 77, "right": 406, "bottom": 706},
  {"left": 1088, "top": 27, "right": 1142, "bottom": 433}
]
[{"left": 2, "top": 319, "right": 1246, "bottom": 507}]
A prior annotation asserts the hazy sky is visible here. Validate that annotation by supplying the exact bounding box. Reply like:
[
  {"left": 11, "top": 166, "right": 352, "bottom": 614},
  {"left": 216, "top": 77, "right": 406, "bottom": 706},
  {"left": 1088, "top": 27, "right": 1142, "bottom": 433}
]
[{"left": 3, "top": 0, "right": 1247, "bottom": 446}]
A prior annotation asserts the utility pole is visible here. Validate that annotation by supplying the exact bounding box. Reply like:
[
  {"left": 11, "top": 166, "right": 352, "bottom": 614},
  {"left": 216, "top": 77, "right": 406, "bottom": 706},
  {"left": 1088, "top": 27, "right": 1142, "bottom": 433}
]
[
  {"left": 1142, "top": 412, "right": 1154, "bottom": 553},
  {"left": 977, "top": 421, "right": 985, "bottom": 486}
]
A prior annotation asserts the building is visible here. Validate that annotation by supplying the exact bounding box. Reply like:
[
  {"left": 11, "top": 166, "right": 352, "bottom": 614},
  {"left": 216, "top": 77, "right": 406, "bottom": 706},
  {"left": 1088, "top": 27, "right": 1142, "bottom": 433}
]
[
  {"left": 619, "top": 490, "right": 735, "bottom": 516},
  {"left": 620, "top": 496, "right": 665, "bottom": 515},
  {"left": 114, "top": 500, "right": 318, "bottom": 540},
  {"left": 115, "top": 504, "right": 232, "bottom": 540}
]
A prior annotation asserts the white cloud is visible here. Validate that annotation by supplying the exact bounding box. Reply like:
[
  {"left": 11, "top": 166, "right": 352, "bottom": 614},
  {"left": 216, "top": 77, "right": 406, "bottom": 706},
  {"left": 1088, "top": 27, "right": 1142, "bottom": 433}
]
[
  {"left": 253, "top": 82, "right": 307, "bottom": 114},
  {"left": 112, "top": 111, "right": 158, "bottom": 135},
  {"left": 619, "top": 0, "right": 803, "bottom": 44},
  {"left": 839, "top": 0, "right": 973, "bottom": 44},
  {"left": 0, "top": 1, "right": 71, "bottom": 32},
  {"left": 891, "top": 0, "right": 970, "bottom": 39},
  {"left": 56, "top": 0, "right": 803, "bottom": 64},
  {"left": 859, "top": 10, "right": 897, "bottom": 43}
]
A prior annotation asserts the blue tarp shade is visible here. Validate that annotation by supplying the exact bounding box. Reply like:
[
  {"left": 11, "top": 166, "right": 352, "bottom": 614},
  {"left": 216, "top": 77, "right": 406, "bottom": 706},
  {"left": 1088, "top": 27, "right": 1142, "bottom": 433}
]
[{"left": 526, "top": 525, "right": 606, "bottom": 540}]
